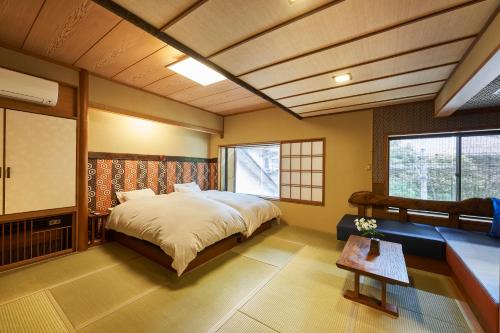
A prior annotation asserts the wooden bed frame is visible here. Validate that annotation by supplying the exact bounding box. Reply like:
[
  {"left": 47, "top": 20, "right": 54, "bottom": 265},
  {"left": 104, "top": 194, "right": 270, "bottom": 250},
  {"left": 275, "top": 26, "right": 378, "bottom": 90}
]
[{"left": 107, "top": 219, "right": 276, "bottom": 274}]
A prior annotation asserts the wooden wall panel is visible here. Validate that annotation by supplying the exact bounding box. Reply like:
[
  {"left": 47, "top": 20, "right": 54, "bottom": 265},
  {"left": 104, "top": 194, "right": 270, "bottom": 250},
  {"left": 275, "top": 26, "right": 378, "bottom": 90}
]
[
  {"left": 23, "top": 0, "right": 121, "bottom": 64},
  {"left": 0, "top": 0, "right": 44, "bottom": 48},
  {"left": 293, "top": 82, "right": 444, "bottom": 114},
  {"left": 166, "top": 0, "right": 331, "bottom": 56},
  {"left": 144, "top": 73, "right": 197, "bottom": 97},
  {"left": 113, "top": 46, "right": 184, "bottom": 87},
  {"left": 262, "top": 38, "right": 473, "bottom": 99},
  {"left": 75, "top": 20, "right": 165, "bottom": 77},
  {"left": 240, "top": 1, "right": 495, "bottom": 88},
  {"left": 211, "top": 0, "right": 475, "bottom": 75},
  {"left": 113, "top": 0, "right": 199, "bottom": 28},
  {"left": 280, "top": 65, "right": 455, "bottom": 107}
]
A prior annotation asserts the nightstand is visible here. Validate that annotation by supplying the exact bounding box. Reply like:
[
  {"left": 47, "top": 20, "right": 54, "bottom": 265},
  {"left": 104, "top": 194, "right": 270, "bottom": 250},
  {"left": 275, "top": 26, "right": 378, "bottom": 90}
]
[{"left": 88, "top": 211, "right": 110, "bottom": 246}]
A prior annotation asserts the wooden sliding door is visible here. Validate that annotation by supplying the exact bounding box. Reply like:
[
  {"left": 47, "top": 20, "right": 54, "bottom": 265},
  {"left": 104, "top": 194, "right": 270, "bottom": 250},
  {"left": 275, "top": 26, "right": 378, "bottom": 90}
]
[{"left": 4, "top": 110, "right": 76, "bottom": 214}]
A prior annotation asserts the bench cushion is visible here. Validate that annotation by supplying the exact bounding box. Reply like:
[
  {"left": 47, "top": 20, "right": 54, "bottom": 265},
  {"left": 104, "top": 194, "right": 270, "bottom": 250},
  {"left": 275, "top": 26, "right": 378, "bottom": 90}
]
[
  {"left": 436, "top": 227, "right": 500, "bottom": 304},
  {"left": 437, "top": 227, "right": 500, "bottom": 333},
  {"left": 337, "top": 214, "right": 446, "bottom": 260}
]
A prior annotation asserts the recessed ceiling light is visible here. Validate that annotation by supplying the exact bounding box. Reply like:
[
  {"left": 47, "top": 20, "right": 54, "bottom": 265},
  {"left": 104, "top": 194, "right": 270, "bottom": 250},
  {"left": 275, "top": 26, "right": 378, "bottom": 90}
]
[
  {"left": 333, "top": 73, "right": 352, "bottom": 83},
  {"left": 167, "top": 57, "right": 226, "bottom": 86}
]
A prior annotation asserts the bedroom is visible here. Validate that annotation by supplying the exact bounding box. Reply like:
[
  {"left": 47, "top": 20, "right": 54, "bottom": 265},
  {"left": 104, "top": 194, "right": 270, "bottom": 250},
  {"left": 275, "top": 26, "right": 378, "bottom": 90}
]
[{"left": 0, "top": 0, "right": 499, "bottom": 332}]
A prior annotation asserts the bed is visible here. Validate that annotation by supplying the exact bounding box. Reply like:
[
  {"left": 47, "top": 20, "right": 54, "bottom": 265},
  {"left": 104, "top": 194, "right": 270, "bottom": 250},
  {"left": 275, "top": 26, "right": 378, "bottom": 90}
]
[{"left": 106, "top": 191, "right": 281, "bottom": 275}]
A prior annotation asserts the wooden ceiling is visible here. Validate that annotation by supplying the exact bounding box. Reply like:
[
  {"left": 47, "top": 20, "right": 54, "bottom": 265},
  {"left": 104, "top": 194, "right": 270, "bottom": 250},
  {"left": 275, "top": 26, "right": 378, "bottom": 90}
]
[
  {"left": 0, "top": 0, "right": 498, "bottom": 118},
  {"left": 106, "top": 0, "right": 498, "bottom": 118},
  {"left": 0, "top": 0, "right": 272, "bottom": 116}
]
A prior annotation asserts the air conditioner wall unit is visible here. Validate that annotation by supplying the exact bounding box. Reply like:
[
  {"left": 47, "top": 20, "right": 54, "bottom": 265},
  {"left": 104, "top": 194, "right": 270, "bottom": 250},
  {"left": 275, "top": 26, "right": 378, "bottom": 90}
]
[{"left": 0, "top": 67, "right": 59, "bottom": 106}]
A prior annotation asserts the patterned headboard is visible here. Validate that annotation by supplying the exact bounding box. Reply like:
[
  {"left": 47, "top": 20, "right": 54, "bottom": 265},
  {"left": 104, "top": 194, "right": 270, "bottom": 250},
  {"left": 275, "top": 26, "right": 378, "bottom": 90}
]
[{"left": 88, "top": 152, "right": 218, "bottom": 212}]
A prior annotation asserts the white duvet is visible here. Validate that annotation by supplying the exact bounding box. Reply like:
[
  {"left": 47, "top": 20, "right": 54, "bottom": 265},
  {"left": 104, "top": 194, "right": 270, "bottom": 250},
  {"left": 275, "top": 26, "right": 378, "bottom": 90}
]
[
  {"left": 201, "top": 190, "right": 281, "bottom": 236},
  {"left": 106, "top": 192, "right": 246, "bottom": 275}
]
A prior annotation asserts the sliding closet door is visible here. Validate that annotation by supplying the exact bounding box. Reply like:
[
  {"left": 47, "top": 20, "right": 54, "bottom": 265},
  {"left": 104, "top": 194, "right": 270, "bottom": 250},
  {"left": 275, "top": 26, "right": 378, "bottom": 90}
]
[{"left": 5, "top": 110, "right": 76, "bottom": 214}]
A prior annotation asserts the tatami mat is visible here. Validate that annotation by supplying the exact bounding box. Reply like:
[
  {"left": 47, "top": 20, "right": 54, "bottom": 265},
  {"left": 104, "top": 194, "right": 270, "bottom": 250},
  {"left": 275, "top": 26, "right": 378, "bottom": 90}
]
[
  {"left": 216, "top": 312, "right": 277, "bottom": 333},
  {"left": 361, "top": 277, "right": 469, "bottom": 329},
  {"left": 0, "top": 243, "right": 138, "bottom": 305},
  {"left": 0, "top": 291, "right": 70, "bottom": 333},
  {"left": 79, "top": 252, "right": 278, "bottom": 333},
  {"left": 50, "top": 256, "right": 176, "bottom": 328},
  {"left": 231, "top": 235, "right": 304, "bottom": 267},
  {"left": 0, "top": 226, "right": 482, "bottom": 333},
  {"left": 354, "top": 306, "right": 471, "bottom": 333}
]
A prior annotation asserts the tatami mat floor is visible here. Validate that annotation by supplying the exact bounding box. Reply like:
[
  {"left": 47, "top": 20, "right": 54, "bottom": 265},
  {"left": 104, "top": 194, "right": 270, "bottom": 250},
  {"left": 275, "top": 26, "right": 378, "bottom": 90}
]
[{"left": 0, "top": 225, "right": 483, "bottom": 333}]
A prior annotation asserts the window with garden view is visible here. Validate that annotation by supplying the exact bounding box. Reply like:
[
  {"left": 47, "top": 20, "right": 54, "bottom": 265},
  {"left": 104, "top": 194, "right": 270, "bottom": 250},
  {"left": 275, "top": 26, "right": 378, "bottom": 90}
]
[{"left": 389, "top": 132, "right": 500, "bottom": 201}]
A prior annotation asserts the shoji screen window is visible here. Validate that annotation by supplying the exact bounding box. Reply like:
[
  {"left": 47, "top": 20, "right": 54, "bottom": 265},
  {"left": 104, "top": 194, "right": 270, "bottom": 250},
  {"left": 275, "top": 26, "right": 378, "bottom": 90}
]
[{"left": 281, "top": 139, "right": 324, "bottom": 205}]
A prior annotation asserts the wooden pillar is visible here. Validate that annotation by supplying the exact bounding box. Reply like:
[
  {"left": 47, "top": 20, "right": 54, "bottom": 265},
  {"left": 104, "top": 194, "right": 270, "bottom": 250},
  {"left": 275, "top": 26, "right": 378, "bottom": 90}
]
[{"left": 77, "top": 70, "right": 89, "bottom": 251}]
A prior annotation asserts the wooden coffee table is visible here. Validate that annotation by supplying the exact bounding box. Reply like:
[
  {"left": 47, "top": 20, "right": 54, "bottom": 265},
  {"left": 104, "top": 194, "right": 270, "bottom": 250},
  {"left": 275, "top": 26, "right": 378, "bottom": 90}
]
[{"left": 336, "top": 235, "right": 410, "bottom": 317}]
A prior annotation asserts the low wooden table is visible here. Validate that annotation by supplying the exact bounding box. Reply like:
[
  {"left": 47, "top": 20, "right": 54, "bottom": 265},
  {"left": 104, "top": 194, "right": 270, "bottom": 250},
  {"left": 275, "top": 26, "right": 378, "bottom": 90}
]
[{"left": 336, "top": 235, "right": 410, "bottom": 317}]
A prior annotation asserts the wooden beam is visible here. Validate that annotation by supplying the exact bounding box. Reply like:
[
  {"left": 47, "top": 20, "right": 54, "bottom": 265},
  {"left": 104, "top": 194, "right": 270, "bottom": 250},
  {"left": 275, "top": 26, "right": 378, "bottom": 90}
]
[
  {"left": 77, "top": 70, "right": 89, "bottom": 251},
  {"left": 434, "top": 8, "right": 500, "bottom": 117}
]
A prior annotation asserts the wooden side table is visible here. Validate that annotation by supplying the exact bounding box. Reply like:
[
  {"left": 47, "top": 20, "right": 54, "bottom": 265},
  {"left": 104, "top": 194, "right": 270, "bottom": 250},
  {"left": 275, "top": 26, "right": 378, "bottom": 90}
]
[
  {"left": 88, "top": 211, "right": 110, "bottom": 246},
  {"left": 336, "top": 235, "right": 410, "bottom": 317}
]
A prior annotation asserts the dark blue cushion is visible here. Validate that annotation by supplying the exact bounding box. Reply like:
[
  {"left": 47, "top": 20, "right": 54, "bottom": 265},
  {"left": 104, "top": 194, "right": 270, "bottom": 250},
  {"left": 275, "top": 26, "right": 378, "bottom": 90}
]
[
  {"left": 337, "top": 214, "right": 446, "bottom": 260},
  {"left": 488, "top": 198, "right": 500, "bottom": 237}
]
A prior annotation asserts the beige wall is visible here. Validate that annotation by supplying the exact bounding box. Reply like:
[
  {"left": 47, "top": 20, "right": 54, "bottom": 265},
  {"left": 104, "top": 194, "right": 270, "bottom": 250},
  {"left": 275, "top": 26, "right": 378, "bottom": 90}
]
[
  {"left": 210, "top": 108, "right": 373, "bottom": 234},
  {"left": 89, "top": 108, "right": 210, "bottom": 158},
  {"left": 0, "top": 46, "right": 79, "bottom": 86},
  {"left": 89, "top": 75, "right": 223, "bottom": 133}
]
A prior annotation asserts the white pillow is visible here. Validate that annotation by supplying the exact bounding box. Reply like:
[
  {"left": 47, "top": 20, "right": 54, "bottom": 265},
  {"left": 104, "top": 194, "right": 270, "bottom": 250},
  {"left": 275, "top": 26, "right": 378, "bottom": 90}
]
[
  {"left": 116, "top": 188, "right": 155, "bottom": 203},
  {"left": 174, "top": 182, "right": 202, "bottom": 193}
]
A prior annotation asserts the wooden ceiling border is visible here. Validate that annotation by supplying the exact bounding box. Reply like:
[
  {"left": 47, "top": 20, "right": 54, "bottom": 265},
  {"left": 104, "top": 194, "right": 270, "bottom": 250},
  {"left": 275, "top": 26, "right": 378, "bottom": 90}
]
[
  {"left": 289, "top": 80, "right": 447, "bottom": 109},
  {"left": 91, "top": 0, "right": 302, "bottom": 119},
  {"left": 20, "top": 0, "right": 46, "bottom": 49},
  {"left": 160, "top": 0, "right": 209, "bottom": 31},
  {"left": 260, "top": 35, "right": 477, "bottom": 91},
  {"left": 187, "top": 86, "right": 245, "bottom": 103},
  {"left": 237, "top": 0, "right": 484, "bottom": 77},
  {"left": 300, "top": 93, "right": 437, "bottom": 116},
  {"left": 276, "top": 62, "right": 459, "bottom": 100},
  {"left": 207, "top": 0, "right": 346, "bottom": 58},
  {"left": 433, "top": 3, "right": 500, "bottom": 111}
]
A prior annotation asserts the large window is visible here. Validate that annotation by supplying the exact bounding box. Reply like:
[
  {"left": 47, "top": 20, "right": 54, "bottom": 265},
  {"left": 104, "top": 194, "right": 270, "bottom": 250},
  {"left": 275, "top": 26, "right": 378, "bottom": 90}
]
[
  {"left": 220, "top": 144, "right": 280, "bottom": 198},
  {"left": 389, "top": 131, "right": 500, "bottom": 201},
  {"left": 219, "top": 138, "right": 325, "bottom": 204}
]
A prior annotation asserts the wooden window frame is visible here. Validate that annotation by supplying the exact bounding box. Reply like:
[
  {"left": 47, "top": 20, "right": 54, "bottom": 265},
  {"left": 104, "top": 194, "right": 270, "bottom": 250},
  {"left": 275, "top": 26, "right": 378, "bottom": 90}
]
[{"left": 218, "top": 138, "right": 326, "bottom": 206}]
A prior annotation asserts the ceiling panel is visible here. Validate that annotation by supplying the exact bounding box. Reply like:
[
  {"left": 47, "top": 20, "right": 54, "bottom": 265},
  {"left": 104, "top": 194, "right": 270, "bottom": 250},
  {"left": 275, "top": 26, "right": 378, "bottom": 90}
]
[
  {"left": 144, "top": 73, "right": 198, "bottom": 97},
  {"left": 301, "top": 94, "right": 436, "bottom": 117},
  {"left": 113, "top": 0, "right": 199, "bottom": 29},
  {"left": 293, "top": 81, "right": 444, "bottom": 114},
  {"left": 23, "top": 0, "right": 122, "bottom": 64},
  {"left": 0, "top": 0, "right": 44, "bottom": 48},
  {"left": 112, "top": 46, "right": 184, "bottom": 87},
  {"left": 280, "top": 64, "right": 455, "bottom": 107},
  {"left": 188, "top": 87, "right": 255, "bottom": 109},
  {"left": 165, "top": 0, "right": 331, "bottom": 57},
  {"left": 262, "top": 38, "right": 473, "bottom": 99},
  {"left": 75, "top": 20, "right": 165, "bottom": 77},
  {"left": 240, "top": 1, "right": 495, "bottom": 89},
  {"left": 210, "top": 0, "right": 474, "bottom": 75},
  {"left": 205, "top": 95, "right": 272, "bottom": 114},
  {"left": 168, "top": 80, "right": 241, "bottom": 103}
]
